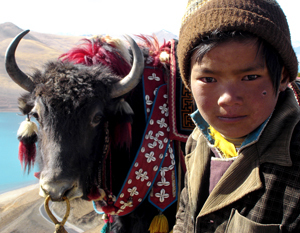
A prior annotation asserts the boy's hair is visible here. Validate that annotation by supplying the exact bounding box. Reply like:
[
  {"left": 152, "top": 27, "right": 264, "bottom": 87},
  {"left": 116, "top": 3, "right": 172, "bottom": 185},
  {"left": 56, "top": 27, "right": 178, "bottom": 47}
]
[
  {"left": 191, "top": 30, "right": 283, "bottom": 94},
  {"left": 178, "top": 0, "right": 298, "bottom": 90}
]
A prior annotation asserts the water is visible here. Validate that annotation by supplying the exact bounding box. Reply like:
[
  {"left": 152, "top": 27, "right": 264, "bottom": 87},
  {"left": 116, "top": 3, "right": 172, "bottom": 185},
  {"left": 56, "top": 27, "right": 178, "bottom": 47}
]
[{"left": 0, "top": 112, "right": 39, "bottom": 194}]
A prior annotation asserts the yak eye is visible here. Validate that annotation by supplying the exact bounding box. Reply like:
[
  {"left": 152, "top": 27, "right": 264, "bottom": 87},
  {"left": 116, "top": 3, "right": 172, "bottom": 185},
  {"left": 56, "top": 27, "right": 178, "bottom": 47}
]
[{"left": 91, "top": 114, "right": 102, "bottom": 126}]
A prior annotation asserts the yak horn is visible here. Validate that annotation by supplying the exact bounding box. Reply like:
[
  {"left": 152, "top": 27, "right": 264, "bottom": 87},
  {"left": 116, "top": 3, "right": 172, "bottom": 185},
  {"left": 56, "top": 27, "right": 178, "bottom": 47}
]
[
  {"left": 110, "top": 35, "right": 144, "bottom": 98},
  {"left": 5, "top": 30, "right": 35, "bottom": 92}
]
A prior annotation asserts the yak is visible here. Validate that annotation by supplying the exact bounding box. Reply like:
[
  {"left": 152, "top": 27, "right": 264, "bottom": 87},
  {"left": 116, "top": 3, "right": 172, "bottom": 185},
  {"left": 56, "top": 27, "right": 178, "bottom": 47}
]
[{"left": 5, "top": 30, "right": 194, "bottom": 232}]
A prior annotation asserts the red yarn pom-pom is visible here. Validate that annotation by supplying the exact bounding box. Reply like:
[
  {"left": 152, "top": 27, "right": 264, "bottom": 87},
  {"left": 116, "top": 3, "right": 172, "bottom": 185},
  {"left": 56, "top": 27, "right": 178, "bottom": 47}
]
[{"left": 19, "top": 140, "right": 36, "bottom": 173}]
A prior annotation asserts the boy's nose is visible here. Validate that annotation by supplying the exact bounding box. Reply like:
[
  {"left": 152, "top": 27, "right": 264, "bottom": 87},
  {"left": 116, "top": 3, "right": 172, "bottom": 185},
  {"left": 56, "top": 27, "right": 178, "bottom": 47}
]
[{"left": 217, "top": 87, "right": 243, "bottom": 106}]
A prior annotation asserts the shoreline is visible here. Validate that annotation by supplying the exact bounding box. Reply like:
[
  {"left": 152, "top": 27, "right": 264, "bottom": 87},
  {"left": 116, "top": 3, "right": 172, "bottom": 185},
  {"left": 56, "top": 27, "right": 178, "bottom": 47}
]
[
  {"left": 0, "top": 183, "right": 40, "bottom": 204},
  {"left": 0, "top": 109, "right": 19, "bottom": 113},
  {"left": 0, "top": 180, "right": 39, "bottom": 195}
]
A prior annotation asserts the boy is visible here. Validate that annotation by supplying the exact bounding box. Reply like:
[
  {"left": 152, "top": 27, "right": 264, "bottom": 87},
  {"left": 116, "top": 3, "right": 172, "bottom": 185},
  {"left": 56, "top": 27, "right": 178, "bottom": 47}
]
[{"left": 174, "top": 0, "right": 300, "bottom": 232}]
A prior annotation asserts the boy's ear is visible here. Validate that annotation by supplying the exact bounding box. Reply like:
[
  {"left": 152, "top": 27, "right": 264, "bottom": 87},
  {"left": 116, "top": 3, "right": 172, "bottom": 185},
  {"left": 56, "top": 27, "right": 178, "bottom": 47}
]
[{"left": 278, "top": 67, "right": 289, "bottom": 92}]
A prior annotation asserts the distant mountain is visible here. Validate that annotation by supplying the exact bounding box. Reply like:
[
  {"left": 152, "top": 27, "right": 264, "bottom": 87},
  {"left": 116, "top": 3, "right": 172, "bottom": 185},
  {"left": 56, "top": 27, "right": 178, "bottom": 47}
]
[
  {"left": 0, "top": 23, "right": 178, "bottom": 112},
  {"left": 294, "top": 46, "right": 300, "bottom": 54},
  {"left": 0, "top": 22, "right": 38, "bottom": 42},
  {"left": 154, "top": 29, "right": 178, "bottom": 43},
  {"left": 0, "top": 22, "right": 84, "bottom": 111}
]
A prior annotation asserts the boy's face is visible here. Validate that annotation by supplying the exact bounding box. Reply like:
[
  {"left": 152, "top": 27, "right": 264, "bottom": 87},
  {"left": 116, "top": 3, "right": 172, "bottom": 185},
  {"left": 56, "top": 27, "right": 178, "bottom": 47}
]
[{"left": 190, "top": 39, "right": 288, "bottom": 138}]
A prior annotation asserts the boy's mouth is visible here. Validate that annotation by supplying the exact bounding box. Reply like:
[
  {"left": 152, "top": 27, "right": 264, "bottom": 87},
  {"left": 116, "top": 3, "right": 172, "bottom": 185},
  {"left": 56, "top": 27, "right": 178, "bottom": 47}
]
[{"left": 218, "top": 115, "right": 247, "bottom": 122}]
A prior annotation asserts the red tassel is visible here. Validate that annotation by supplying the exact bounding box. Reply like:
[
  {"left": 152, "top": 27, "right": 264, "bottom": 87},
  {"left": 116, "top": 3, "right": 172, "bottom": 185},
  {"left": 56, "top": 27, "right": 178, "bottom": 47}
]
[
  {"left": 19, "top": 140, "right": 36, "bottom": 173},
  {"left": 17, "top": 117, "right": 38, "bottom": 173},
  {"left": 87, "top": 186, "right": 102, "bottom": 201},
  {"left": 114, "top": 122, "right": 132, "bottom": 149},
  {"left": 103, "top": 214, "right": 114, "bottom": 224},
  {"left": 34, "top": 172, "right": 40, "bottom": 179},
  {"left": 101, "top": 205, "right": 118, "bottom": 214},
  {"left": 101, "top": 195, "right": 118, "bottom": 214},
  {"left": 59, "top": 37, "right": 131, "bottom": 76}
]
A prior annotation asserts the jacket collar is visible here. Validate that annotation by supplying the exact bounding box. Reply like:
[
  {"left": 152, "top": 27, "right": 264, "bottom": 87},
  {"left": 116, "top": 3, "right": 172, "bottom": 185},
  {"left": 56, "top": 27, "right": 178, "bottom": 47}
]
[
  {"left": 190, "top": 107, "right": 270, "bottom": 151},
  {"left": 186, "top": 88, "right": 300, "bottom": 217}
]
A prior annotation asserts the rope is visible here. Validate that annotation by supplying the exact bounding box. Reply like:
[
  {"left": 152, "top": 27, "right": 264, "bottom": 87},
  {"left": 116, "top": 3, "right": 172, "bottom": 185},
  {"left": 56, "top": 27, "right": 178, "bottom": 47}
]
[{"left": 44, "top": 195, "right": 70, "bottom": 233}]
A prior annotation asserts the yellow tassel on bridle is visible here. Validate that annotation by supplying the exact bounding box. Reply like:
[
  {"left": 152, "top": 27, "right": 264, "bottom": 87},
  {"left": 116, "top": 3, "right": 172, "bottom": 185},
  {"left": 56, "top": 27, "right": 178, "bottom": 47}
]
[
  {"left": 208, "top": 126, "right": 238, "bottom": 158},
  {"left": 148, "top": 213, "right": 169, "bottom": 233}
]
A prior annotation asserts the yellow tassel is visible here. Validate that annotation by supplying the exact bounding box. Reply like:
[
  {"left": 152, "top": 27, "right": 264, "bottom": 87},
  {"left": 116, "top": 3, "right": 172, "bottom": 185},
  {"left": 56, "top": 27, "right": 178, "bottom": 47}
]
[
  {"left": 208, "top": 126, "right": 237, "bottom": 158},
  {"left": 148, "top": 214, "right": 169, "bottom": 233}
]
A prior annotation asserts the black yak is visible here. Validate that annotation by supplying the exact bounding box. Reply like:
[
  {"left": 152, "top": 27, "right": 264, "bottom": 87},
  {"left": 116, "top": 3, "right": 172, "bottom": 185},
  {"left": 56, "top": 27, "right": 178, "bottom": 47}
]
[{"left": 6, "top": 30, "right": 194, "bottom": 232}]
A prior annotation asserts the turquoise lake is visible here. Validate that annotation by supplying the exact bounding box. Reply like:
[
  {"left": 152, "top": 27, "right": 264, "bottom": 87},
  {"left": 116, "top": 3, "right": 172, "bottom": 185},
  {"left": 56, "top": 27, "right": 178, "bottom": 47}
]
[{"left": 0, "top": 112, "right": 38, "bottom": 194}]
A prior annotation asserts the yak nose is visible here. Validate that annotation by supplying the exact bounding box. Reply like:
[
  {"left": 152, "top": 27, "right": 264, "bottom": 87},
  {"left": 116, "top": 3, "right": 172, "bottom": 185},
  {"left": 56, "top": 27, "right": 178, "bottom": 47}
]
[{"left": 39, "top": 175, "right": 83, "bottom": 201}]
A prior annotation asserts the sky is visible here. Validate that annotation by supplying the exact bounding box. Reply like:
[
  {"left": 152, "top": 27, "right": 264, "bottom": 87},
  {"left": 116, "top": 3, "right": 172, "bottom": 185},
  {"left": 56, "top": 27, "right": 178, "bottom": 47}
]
[{"left": 0, "top": 0, "right": 299, "bottom": 47}]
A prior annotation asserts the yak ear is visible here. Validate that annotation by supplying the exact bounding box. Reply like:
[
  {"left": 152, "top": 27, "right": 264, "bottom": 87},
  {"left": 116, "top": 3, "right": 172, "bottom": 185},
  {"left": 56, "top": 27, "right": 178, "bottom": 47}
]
[
  {"left": 113, "top": 98, "right": 134, "bottom": 115},
  {"left": 18, "top": 93, "right": 35, "bottom": 115}
]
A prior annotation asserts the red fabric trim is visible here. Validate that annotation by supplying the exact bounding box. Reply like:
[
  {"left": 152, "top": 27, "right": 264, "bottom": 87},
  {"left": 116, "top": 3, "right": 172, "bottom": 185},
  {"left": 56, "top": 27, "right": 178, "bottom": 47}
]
[{"left": 168, "top": 40, "right": 189, "bottom": 142}]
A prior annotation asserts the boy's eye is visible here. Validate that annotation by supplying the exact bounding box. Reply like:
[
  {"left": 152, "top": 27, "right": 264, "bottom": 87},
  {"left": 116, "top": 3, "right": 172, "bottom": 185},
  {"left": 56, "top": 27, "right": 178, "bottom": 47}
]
[
  {"left": 199, "top": 77, "right": 216, "bottom": 83},
  {"left": 243, "top": 75, "right": 259, "bottom": 81}
]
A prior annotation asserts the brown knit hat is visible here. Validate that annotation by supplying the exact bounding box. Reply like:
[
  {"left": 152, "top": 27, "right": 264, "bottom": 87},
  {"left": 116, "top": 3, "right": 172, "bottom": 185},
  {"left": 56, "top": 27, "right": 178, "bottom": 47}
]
[{"left": 178, "top": 0, "right": 298, "bottom": 90}]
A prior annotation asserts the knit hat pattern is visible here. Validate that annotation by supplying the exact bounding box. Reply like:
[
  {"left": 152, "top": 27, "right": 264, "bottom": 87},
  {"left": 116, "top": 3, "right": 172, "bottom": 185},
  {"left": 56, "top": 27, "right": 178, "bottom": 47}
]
[{"left": 178, "top": 0, "right": 298, "bottom": 90}]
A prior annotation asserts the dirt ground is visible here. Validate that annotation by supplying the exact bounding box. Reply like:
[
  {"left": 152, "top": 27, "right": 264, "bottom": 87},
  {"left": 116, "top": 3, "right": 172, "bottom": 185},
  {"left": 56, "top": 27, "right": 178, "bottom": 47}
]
[{"left": 0, "top": 184, "right": 104, "bottom": 233}]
